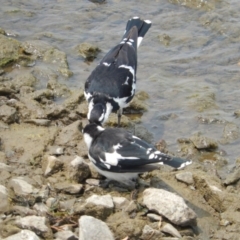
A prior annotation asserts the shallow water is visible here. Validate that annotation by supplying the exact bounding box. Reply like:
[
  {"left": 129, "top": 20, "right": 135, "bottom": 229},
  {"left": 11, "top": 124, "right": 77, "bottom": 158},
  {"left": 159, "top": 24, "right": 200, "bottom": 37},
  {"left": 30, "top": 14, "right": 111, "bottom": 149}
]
[{"left": 1, "top": 0, "right": 240, "bottom": 169}]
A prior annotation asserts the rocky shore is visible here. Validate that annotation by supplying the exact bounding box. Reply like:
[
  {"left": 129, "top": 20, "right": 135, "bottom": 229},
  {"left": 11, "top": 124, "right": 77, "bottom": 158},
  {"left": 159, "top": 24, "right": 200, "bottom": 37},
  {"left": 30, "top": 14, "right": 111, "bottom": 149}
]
[{"left": 1, "top": 29, "right": 240, "bottom": 240}]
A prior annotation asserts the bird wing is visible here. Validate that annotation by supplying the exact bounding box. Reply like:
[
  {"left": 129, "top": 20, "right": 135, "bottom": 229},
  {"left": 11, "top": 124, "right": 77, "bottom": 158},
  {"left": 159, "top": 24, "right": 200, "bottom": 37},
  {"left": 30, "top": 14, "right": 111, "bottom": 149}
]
[
  {"left": 89, "top": 130, "right": 171, "bottom": 173},
  {"left": 85, "top": 34, "right": 137, "bottom": 99}
]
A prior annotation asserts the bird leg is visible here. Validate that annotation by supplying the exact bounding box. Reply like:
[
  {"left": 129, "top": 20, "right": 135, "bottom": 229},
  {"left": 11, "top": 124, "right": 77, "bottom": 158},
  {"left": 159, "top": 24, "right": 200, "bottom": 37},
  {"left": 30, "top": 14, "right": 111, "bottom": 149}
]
[{"left": 117, "top": 108, "right": 123, "bottom": 127}]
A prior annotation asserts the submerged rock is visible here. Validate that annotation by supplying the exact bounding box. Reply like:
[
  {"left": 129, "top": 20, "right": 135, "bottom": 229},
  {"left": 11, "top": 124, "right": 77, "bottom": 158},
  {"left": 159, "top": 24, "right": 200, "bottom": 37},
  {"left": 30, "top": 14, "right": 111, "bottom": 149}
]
[
  {"left": 190, "top": 132, "right": 218, "bottom": 150},
  {"left": 79, "top": 215, "right": 114, "bottom": 240},
  {"left": 142, "top": 188, "right": 197, "bottom": 226},
  {"left": 76, "top": 43, "right": 101, "bottom": 62}
]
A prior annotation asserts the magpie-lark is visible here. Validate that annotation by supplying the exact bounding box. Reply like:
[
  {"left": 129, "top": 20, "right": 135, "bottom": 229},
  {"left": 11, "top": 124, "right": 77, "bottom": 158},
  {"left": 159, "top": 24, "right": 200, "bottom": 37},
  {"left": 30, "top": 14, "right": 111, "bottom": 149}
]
[
  {"left": 84, "top": 17, "right": 151, "bottom": 126},
  {"left": 83, "top": 123, "right": 192, "bottom": 188}
]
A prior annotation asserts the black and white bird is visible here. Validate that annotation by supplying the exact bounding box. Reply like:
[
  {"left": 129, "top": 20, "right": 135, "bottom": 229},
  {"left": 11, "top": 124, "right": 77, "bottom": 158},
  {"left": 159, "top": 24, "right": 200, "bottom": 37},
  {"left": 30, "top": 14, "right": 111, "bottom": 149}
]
[
  {"left": 84, "top": 17, "right": 152, "bottom": 126},
  {"left": 83, "top": 123, "right": 192, "bottom": 187}
]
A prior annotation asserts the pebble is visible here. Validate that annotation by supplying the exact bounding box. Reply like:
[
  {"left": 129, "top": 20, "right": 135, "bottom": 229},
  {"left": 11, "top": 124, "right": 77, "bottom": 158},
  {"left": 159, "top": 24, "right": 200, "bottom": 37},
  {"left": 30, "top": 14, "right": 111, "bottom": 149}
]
[
  {"left": 147, "top": 213, "right": 162, "bottom": 222},
  {"left": 54, "top": 230, "right": 78, "bottom": 240},
  {"left": 79, "top": 215, "right": 114, "bottom": 240},
  {"left": 0, "top": 105, "right": 17, "bottom": 124},
  {"left": 143, "top": 188, "right": 197, "bottom": 226},
  {"left": 175, "top": 172, "right": 194, "bottom": 185},
  {"left": 141, "top": 225, "right": 163, "bottom": 240},
  {"left": 54, "top": 182, "right": 83, "bottom": 194},
  {"left": 24, "top": 119, "right": 51, "bottom": 126},
  {"left": 86, "top": 194, "right": 114, "bottom": 209},
  {"left": 161, "top": 223, "right": 182, "bottom": 238},
  {"left": 48, "top": 145, "right": 64, "bottom": 155},
  {"left": 112, "top": 196, "right": 130, "bottom": 210},
  {"left": 42, "top": 155, "right": 63, "bottom": 177},
  {"left": 9, "top": 177, "right": 39, "bottom": 195}
]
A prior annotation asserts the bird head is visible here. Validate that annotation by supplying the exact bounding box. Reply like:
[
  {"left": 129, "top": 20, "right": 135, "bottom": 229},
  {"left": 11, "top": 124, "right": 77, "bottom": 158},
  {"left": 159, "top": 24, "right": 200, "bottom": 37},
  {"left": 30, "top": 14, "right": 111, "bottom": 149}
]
[{"left": 88, "top": 101, "right": 106, "bottom": 125}]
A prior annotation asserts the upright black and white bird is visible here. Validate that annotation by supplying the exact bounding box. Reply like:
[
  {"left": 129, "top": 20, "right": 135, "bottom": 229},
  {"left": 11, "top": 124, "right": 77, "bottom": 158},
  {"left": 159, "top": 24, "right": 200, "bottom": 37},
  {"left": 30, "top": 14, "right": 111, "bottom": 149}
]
[
  {"left": 84, "top": 17, "right": 152, "bottom": 126},
  {"left": 83, "top": 123, "right": 192, "bottom": 187}
]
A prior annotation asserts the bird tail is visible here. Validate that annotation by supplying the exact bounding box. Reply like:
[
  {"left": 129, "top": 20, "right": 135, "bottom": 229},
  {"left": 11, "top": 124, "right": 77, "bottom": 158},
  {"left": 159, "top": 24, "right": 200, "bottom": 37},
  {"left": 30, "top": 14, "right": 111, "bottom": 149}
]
[
  {"left": 157, "top": 154, "right": 192, "bottom": 169},
  {"left": 122, "top": 17, "right": 151, "bottom": 48}
]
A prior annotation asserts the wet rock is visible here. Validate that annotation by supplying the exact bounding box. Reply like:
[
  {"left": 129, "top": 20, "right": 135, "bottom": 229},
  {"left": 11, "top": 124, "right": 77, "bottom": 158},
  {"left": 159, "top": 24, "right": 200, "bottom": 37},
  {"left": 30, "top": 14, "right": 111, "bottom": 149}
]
[
  {"left": 9, "top": 177, "right": 39, "bottom": 196},
  {"left": 221, "top": 122, "right": 239, "bottom": 143},
  {"left": 47, "top": 77, "right": 70, "bottom": 98},
  {"left": 54, "top": 230, "right": 78, "bottom": 240},
  {"left": 0, "top": 105, "right": 17, "bottom": 124},
  {"left": 224, "top": 167, "right": 240, "bottom": 185},
  {"left": 176, "top": 172, "right": 194, "bottom": 185},
  {"left": 43, "top": 48, "right": 72, "bottom": 77},
  {"left": 76, "top": 101, "right": 88, "bottom": 118},
  {"left": 65, "top": 156, "right": 90, "bottom": 183},
  {"left": 190, "top": 132, "right": 218, "bottom": 150},
  {"left": 0, "top": 34, "right": 25, "bottom": 67},
  {"left": 75, "top": 194, "right": 114, "bottom": 220},
  {"left": 142, "top": 188, "right": 197, "bottom": 226},
  {"left": 188, "top": 90, "right": 217, "bottom": 112},
  {"left": 76, "top": 43, "right": 101, "bottom": 61},
  {"left": 0, "top": 87, "right": 16, "bottom": 95},
  {"left": 54, "top": 120, "right": 82, "bottom": 147},
  {"left": 42, "top": 155, "right": 63, "bottom": 177},
  {"left": 15, "top": 215, "right": 52, "bottom": 239},
  {"left": 161, "top": 223, "right": 182, "bottom": 238},
  {"left": 127, "top": 90, "right": 149, "bottom": 112},
  {"left": 234, "top": 110, "right": 240, "bottom": 118},
  {"left": 2, "top": 230, "right": 40, "bottom": 240},
  {"left": 79, "top": 215, "right": 114, "bottom": 240},
  {"left": 12, "top": 72, "right": 37, "bottom": 90},
  {"left": 112, "top": 196, "right": 130, "bottom": 210},
  {"left": 158, "top": 33, "right": 171, "bottom": 46},
  {"left": 32, "top": 89, "right": 54, "bottom": 102},
  {"left": 54, "top": 182, "right": 83, "bottom": 194},
  {"left": 24, "top": 119, "right": 51, "bottom": 126},
  {"left": 46, "top": 104, "right": 69, "bottom": 119},
  {"left": 106, "top": 113, "right": 131, "bottom": 127},
  {"left": 141, "top": 224, "right": 163, "bottom": 240},
  {"left": 63, "top": 89, "right": 85, "bottom": 110},
  {"left": 0, "top": 185, "right": 9, "bottom": 213}
]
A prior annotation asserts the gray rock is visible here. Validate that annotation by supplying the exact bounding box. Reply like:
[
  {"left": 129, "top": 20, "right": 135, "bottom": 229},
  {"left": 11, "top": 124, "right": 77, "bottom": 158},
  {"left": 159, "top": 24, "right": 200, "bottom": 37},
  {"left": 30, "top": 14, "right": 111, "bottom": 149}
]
[
  {"left": 65, "top": 156, "right": 90, "bottom": 183},
  {"left": 85, "top": 178, "right": 101, "bottom": 186},
  {"left": 0, "top": 162, "right": 12, "bottom": 172},
  {"left": 9, "top": 177, "right": 39, "bottom": 195},
  {"left": 54, "top": 230, "right": 78, "bottom": 240},
  {"left": 54, "top": 182, "right": 83, "bottom": 194},
  {"left": 75, "top": 194, "right": 114, "bottom": 220},
  {"left": 175, "top": 172, "right": 194, "bottom": 185},
  {"left": 112, "top": 196, "right": 130, "bottom": 210},
  {"left": 3, "top": 230, "right": 40, "bottom": 240},
  {"left": 0, "top": 105, "right": 17, "bottom": 124},
  {"left": 143, "top": 188, "right": 197, "bottom": 226},
  {"left": 147, "top": 213, "right": 162, "bottom": 222},
  {"left": 161, "top": 223, "right": 182, "bottom": 238},
  {"left": 15, "top": 215, "right": 52, "bottom": 239},
  {"left": 141, "top": 225, "right": 163, "bottom": 240},
  {"left": 0, "top": 185, "right": 9, "bottom": 213},
  {"left": 42, "top": 155, "right": 63, "bottom": 177},
  {"left": 190, "top": 132, "right": 218, "bottom": 150},
  {"left": 86, "top": 194, "right": 114, "bottom": 209},
  {"left": 33, "top": 202, "right": 49, "bottom": 215},
  {"left": 79, "top": 215, "right": 114, "bottom": 240},
  {"left": 11, "top": 205, "right": 37, "bottom": 216},
  {"left": 124, "top": 200, "right": 137, "bottom": 214}
]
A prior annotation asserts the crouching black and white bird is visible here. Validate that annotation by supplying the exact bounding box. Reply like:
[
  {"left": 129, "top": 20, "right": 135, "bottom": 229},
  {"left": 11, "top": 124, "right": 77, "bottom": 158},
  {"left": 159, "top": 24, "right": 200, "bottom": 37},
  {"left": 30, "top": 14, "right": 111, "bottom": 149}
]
[
  {"left": 84, "top": 17, "right": 152, "bottom": 126},
  {"left": 83, "top": 123, "right": 192, "bottom": 188}
]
